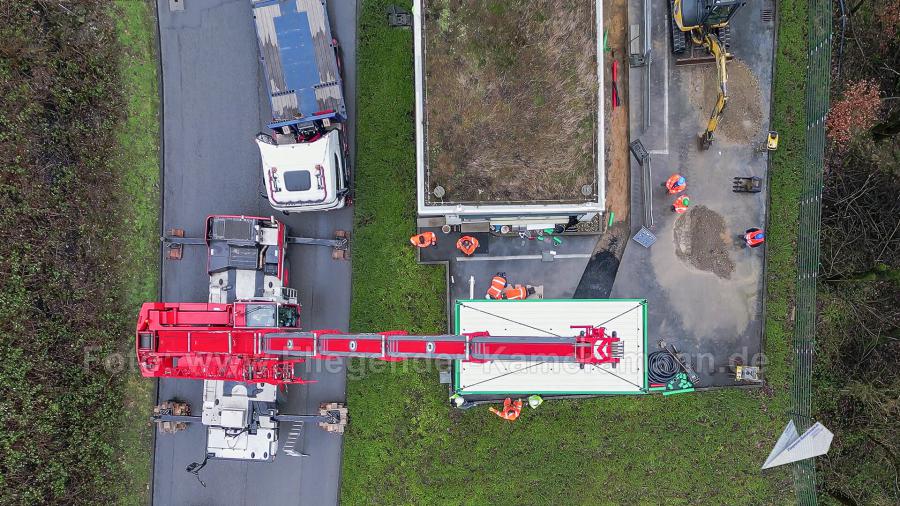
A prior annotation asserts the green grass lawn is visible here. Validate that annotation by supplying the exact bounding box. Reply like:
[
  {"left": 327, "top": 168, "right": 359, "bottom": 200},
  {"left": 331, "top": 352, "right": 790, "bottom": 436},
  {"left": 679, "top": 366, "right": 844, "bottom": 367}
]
[
  {"left": 112, "top": 0, "right": 160, "bottom": 504},
  {"left": 342, "top": 0, "right": 805, "bottom": 503}
]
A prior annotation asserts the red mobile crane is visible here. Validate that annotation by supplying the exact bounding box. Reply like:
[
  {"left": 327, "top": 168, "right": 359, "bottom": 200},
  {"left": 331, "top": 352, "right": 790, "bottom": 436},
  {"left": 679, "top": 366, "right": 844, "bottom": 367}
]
[{"left": 144, "top": 215, "right": 622, "bottom": 463}]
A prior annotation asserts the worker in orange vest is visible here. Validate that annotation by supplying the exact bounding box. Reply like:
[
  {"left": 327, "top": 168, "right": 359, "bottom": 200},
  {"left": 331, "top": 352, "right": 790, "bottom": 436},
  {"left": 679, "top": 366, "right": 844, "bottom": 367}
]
[
  {"left": 456, "top": 235, "right": 479, "bottom": 256},
  {"left": 744, "top": 228, "right": 766, "bottom": 248},
  {"left": 503, "top": 284, "right": 535, "bottom": 300},
  {"left": 664, "top": 173, "right": 687, "bottom": 194},
  {"left": 410, "top": 231, "right": 437, "bottom": 248},
  {"left": 489, "top": 398, "right": 523, "bottom": 421},
  {"left": 485, "top": 272, "right": 507, "bottom": 299},
  {"left": 672, "top": 195, "right": 690, "bottom": 214}
]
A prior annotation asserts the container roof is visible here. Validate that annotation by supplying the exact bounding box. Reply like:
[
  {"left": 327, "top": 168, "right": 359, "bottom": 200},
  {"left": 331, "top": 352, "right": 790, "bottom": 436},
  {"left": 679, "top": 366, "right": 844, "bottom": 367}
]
[{"left": 454, "top": 299, "right": 647, "bottom": 395}]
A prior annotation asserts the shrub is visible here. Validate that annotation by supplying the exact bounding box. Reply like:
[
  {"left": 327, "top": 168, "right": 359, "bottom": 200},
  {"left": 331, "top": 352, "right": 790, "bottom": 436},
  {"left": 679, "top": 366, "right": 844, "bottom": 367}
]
[{"left": 826, "top": 79, "right": 881, "bottom": 148}]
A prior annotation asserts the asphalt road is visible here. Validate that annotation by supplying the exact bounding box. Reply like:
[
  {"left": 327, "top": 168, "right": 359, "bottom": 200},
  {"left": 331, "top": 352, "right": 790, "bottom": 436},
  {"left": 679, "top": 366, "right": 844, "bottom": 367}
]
[{"left": 153, "top": 1, "right": 357, "bottom": 504}]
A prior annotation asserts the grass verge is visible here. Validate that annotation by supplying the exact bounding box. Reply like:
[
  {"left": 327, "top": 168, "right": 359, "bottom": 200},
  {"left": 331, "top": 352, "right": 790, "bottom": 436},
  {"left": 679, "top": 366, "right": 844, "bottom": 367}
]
[
  {"left": 343, "top": 0, "right": 804, "bottom": 503},
  {"left": 112, "top": 0, "right": 160, "bottom": 504}
]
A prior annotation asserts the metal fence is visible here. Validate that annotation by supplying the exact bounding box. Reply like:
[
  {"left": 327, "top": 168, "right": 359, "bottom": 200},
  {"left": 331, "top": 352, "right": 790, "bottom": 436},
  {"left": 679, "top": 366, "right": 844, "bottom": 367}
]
[{"left": 791, "top": 0, "right": 833, "bottom": 503}]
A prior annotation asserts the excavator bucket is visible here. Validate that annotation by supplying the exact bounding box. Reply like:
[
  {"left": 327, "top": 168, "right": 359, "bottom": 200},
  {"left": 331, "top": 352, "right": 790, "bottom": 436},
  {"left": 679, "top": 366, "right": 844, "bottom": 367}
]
[{"left": 732, "top": 176, "right": 762, "bottom": 193}]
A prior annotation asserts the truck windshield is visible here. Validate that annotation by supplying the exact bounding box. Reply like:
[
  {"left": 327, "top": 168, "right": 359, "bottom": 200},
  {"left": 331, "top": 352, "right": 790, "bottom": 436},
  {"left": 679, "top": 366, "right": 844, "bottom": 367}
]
[{"left": 333, "top": 154, "right": 342, "bottom": 190}]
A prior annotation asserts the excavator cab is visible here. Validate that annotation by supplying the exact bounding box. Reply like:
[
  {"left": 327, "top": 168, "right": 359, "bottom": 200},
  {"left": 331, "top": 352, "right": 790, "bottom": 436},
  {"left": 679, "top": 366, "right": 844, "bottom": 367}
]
[
  {"left": 702, "top": 2, "right": 743, "bottom": 28},
  {"left": 671, "top": 1, "right": 745, "bottom": 53},
  {"left": 674, "top": 0, "right": 745, "bottom": 32}
]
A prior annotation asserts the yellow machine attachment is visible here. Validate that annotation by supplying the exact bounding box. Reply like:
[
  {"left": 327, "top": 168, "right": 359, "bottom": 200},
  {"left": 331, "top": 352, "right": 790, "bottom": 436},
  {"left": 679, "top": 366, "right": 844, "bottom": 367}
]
[
  {"left": 699, "top": 34, "right": 728, "bottom": 150},
  {"left": 767, "top": 131, "right": 779, "bottom": 150}
]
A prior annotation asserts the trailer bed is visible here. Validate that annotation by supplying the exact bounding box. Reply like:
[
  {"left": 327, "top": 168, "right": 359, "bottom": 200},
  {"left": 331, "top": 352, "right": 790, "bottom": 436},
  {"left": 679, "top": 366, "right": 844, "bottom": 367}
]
[
  {"left": 252, "top": 0, "right": 346, "bottom": 127},
  {"left": 415, "top": 0, "right": 604, "bottom": 213}
]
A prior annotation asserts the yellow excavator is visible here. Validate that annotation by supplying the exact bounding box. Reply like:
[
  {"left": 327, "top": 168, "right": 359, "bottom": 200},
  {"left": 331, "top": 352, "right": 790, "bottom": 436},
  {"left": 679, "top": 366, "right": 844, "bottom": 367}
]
[{"left": 670, "top": 1, "right": 746, "bottom": 149}]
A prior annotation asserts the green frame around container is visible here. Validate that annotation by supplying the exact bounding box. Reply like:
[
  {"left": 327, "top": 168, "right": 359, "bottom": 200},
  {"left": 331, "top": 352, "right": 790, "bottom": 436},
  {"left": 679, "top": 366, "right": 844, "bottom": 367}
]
[{"left": 451, "top": 298, "right": 649, "bottom": 396}]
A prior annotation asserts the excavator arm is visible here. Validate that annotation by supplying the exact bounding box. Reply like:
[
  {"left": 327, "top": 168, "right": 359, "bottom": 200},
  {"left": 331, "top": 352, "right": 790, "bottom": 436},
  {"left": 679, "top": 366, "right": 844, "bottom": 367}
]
[{"left": 699, "top": 33, "right": 728, "bottom": 150}]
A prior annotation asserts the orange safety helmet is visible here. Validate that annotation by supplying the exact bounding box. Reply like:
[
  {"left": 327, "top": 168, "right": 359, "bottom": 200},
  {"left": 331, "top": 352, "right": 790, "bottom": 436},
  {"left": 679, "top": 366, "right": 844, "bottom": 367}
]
[
  {"left": 456, "top": 235, "right": 479, "bottom": 256},
  {"left": 410, "top": 231, "right": 437, "bottom": 248}
]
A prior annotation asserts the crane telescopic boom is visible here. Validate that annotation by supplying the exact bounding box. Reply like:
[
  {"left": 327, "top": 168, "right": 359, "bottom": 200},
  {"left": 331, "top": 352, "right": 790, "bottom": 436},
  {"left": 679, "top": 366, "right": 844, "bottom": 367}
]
[{"left": 136, "top": 301, "right": 623, "bottom": 385}]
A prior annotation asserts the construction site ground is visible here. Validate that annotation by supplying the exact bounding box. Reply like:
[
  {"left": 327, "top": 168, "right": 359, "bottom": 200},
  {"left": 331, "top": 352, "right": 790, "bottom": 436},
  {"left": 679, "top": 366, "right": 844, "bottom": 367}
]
[
  {"left": 152, "top": 0, "right": 357, "bottom": 504},
  {"left": 419, "top": 0, "right": 777, "bottom": 390},
  {"left": 418, "top": 230, "right": 598, "bottom": 317},
  {"left": 575, "top": 0, "right": 631, "bottom": 300},
  {"left": 343, "top": 0, "right": 797, "bottom": 502},
  {"left": 610, "top": 0, "right": 777, "bottom": 386}
]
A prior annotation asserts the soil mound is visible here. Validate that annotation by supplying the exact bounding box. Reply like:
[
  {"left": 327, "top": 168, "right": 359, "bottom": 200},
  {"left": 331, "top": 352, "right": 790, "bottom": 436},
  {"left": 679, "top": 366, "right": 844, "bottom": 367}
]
[{"left": 673, "top": 205, "right": 734, "bottom": 278}]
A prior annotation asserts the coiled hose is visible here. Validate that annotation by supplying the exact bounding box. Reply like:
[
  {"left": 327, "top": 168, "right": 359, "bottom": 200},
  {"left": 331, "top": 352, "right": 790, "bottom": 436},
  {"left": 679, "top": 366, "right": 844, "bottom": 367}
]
[{"left": 648, "top": 350, "right": 681, "bottom": 384}]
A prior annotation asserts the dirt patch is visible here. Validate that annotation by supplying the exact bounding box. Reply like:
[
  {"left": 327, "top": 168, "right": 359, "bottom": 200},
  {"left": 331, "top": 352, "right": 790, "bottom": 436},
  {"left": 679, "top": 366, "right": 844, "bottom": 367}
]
[
  {"left": 423, "top": 0, "right": 597, "bottom": 203},
  {"left": 689, "top": 59, "right": 763, "bottom": 144},
  {"left": 603, "top": 0, "right": 630, "bottom": 224},
  {"left": 673, "top": 206, "right": 734, "bottom": 278}
]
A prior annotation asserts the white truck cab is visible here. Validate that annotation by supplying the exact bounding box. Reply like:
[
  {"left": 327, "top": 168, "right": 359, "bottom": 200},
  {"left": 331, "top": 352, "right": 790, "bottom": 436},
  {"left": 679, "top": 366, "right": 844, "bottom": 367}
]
[{"left": 256, "top": 131, "right": 349, "bottom": 214}]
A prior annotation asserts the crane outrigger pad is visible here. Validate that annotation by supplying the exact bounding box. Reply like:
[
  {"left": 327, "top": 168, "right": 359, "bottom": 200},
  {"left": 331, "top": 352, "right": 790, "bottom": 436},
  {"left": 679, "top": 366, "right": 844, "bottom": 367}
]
[{"left": 453, "top": 299, "right": 648, "bottom": 395}]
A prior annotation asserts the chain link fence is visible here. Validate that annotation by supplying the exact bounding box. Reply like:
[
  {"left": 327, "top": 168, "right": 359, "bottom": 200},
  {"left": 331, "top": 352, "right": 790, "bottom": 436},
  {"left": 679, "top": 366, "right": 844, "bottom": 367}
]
[{"left": 790, "top": 0, "right": 833, "bottom": 503}]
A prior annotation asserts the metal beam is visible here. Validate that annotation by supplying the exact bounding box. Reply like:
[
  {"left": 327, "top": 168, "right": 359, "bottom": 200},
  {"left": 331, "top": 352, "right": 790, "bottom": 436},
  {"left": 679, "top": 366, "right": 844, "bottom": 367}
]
[{"left": 285, "top": 236, "right": 348, "bottom": 249}]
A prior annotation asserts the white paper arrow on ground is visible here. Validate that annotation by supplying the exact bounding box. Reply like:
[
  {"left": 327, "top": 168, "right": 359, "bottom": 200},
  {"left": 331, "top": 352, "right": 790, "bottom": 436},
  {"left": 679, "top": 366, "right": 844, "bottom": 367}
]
[{"left": 762, "top": 420, "right": 834, "bottom": 469}]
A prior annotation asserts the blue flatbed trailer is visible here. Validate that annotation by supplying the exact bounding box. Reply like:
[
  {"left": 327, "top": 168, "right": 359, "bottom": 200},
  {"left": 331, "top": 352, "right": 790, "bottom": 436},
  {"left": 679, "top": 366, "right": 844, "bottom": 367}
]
[{"left": 252, "top": 0, "right": 346, "bottom": 130}]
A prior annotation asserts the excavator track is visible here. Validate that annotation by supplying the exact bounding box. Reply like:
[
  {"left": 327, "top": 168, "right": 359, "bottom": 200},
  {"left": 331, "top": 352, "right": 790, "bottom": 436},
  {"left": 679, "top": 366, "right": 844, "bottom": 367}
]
[{"left": 669, "top": 0, "right": 687, "bottom": 53}]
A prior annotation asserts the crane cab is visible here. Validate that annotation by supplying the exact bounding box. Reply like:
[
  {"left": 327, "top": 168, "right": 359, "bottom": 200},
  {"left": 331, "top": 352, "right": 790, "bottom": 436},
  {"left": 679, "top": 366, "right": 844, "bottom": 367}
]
[{"left": 232, "top": 301, "right": 300, "bottom": 329}]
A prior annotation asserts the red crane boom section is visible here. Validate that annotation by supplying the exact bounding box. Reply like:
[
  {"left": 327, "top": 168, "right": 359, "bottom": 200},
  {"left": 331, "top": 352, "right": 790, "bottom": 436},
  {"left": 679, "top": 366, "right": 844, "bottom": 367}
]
[{"left": 136, "top": 302, "right": 621, "bottom": 385}]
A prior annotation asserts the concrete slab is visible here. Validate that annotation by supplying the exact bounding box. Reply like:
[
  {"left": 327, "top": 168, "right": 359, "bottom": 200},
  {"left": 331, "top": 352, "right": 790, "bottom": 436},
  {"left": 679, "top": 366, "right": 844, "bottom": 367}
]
[
  {"left": 153, "top": 0, "right": 357, "bottom": 504},
  {"left": 613, "top": 0, "right": 775, "bottom": 386},
  {"left": 417, "top": 228, "right": 599, "bottom": 321}
]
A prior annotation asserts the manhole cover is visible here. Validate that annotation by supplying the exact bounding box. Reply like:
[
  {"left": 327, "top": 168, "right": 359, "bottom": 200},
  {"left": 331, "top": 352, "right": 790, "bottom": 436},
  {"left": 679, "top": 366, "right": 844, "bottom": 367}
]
[{"left": 433, "top": 185, "right": 445, "bottom": 198}]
